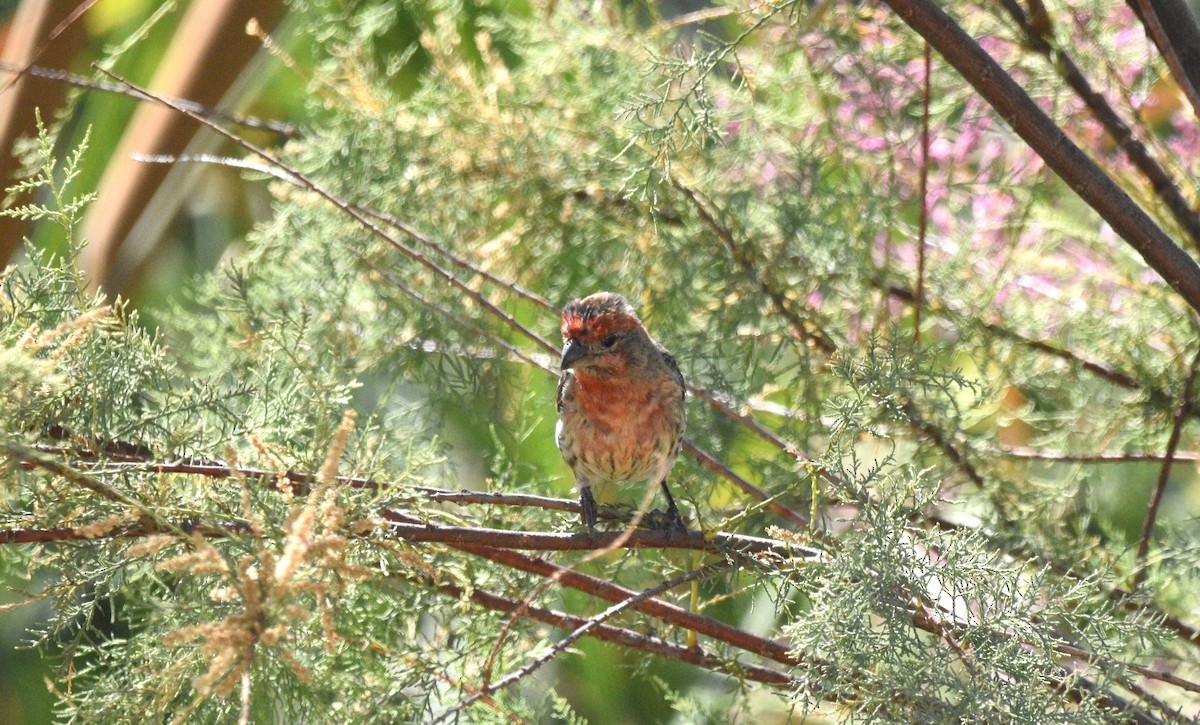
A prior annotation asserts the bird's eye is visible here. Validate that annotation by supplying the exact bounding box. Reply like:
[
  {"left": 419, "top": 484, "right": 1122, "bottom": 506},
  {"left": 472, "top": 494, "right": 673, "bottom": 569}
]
[{"left": 601, "top": 334, "right": 619, "bottom": 348}]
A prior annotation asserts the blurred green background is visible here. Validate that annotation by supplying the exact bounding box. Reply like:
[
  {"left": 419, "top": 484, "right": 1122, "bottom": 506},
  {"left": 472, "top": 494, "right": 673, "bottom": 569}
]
[{"left": 2, "top": 1, "right": 1198, "bottom": 722}]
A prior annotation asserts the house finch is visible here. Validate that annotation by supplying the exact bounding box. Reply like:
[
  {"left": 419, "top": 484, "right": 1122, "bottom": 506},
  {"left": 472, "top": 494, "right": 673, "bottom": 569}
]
[{"left": 555, "top": 292, "right": 687, "bottom": 531}]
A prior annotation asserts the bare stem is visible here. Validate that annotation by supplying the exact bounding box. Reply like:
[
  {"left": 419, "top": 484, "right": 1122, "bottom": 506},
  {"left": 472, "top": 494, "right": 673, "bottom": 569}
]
[
  {"left": 430, "top": 561, "right": 730, "bottom": 723},
  {"left": 878, "top": 0, "right": 1200, "bottom": 315},
  {"left": 1133, "top": 350, "right": 1200, "bottom": 589}
]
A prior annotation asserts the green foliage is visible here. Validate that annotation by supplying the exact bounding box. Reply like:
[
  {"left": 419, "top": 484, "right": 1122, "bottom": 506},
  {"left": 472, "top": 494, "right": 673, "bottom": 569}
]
[{"left": 2, "top": 0, "right": 1200, "bottom": 722}]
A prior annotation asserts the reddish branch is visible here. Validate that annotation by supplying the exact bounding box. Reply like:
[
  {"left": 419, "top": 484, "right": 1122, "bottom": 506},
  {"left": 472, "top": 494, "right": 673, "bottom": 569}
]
[
  {"left": 379, "top": 509, "right": 825, "bottom": 560},
  {"left": 998, "top": 0, "right": 1200, "bottom": 248},
  {"left": 431, "top": 561, "right": 732, "bottom": 723},
  {"left": 1128, "top": 0, "right": 1200, "bottom": 119},
  {"left": 446, "top": 542, "right": 804, "bottom": 668},
  {"left": 435, "top": 582, "right": 796, "bottom": 686},
  {"left": 673, "top": 180, "right": 992, "bottom": 497},
  {"left": 18, "top": 447, "right": 825, "bottom": 559},
  {"left": 680, "top": 440, "right": 811, "bottom": 529},
  {"left": 1133, "top": 352, "right": 1200, "bottom": 589},
  {"left": 878, "top": 0, "right": 1200, "bottom": 315},
  {"left": 914, "top": 41, "right": 932, "bottom": 345}
]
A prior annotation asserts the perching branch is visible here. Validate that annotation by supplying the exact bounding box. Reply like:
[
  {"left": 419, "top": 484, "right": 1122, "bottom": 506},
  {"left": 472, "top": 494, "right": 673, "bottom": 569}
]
[
  {"left": 378, "top": 509, "right": 826, "bottom": 560},
  {"left": 17, "top": 445, "right": 825, "bottom": 558}
]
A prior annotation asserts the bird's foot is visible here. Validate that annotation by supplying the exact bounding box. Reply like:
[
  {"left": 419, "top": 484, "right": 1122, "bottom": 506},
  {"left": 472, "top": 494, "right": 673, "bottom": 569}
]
[
  {"left": 579, "top": 488, "right": 599, "bottom": 531},
  {"left": 644, "top": 505, "right": 689, "bottom": 534}
]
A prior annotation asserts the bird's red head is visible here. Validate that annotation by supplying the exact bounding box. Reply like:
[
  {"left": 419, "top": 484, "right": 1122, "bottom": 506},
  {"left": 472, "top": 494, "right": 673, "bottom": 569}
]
[
  {"left": 559, "top": 292, "right": 645, "bottom": 372},
  {"left": 560, "top": 292, "right": 642, "bottom": 345}
]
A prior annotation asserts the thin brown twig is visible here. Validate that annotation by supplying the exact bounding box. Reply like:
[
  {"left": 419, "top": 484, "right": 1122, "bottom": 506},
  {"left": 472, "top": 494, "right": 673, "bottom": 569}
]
[
  {"left": 133, "top": 154, "right": 552, "bottom": 308},
  {"left": 436, "top": 581, "right": 795, "bottom": 686},
  {"left": 476, "top": 471, "right": 682, "bottom": 688},
  {"left": 430, "top": 561, "right": 731, "bottom": 724},
  {"left": 20, "top": 446, "right": 826, "bottom": 557},
  {"left": 674, "top": 180, "right": 992, "bottom": 494},
  {"left": 996, "top": 446, "right": 1200, "bottom": 463},
  {"left": 680, "top": 440, "right": 812, "bottom": 529},
  {"left": 997, "top": 0, "right": 1200, "bottom": 249},
  {"left": 672, "top": 177, "right": 838, "bottom": 355},
  {"left": 1128, "top": 0, "right": 1200, "bottom": 120},
  {"left": 881, "top": 280, "right": 1148, "bottom": 393},
  {"left": 912, "top": 598, "right": 977, "bottom": 677},
  {"left": 0, "top": 65, "right": 299, "bottom": 137},
  {"left": 1133, "top": 349, "right": 1200, "bottom": 589},
  {"left": 335, "top": 634, "right": 530, "bottom": 724},
  {"left": 878, "top": 0, "right": 1200, "bottom": 316},
  {"left": 911, "top": 587, "right": 1200, "bottom": 706},
  {"left": 0, "top": 520, "right": 242, "bottom": 545},
  {"left": 0, "top": 503, "right": 826, "bottom": 562},
  {"left": 655, "top": 7, "right": 739, "bottom": 32},
  {"left": 354, "top": 251, "right": 551, "bottom": 371},
  {"left": 93, "top": 65, "right": 558, "bottom": 359},
  {"left": 449, "top": 543, "right": 804, "bottom": 667},
  {"left": 0, "top": 0, "right": 101, "bottom": 98},
  {"left": 19, "top": 445, "right": 815, "bottom": 540},
  {"left": 1053, "top": 640, "right": 1200, "bottom": 696},
  {"left": 914, "top": 41, "right": 932, "bottom": 346}
]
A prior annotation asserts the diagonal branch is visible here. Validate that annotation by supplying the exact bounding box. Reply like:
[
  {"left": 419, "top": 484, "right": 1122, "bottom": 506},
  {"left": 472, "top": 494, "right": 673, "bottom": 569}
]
[
  {"left": 430, "top": 561, "right": 731, "bottom": 723},
  {"left": 880, "top": 280, "right": 1148, "bottom": 393},
  {"left": 879, "top": 0, "right": 1200, "bottom": 315},
  {"left": 1128, "top": 0, "right": 1200, "bottom": 119},
  {"left": 450, "top": 543, "right": 806, "bottom": 668},
  {"left": 672, "top": 177, "right": 837, "bottom": 354},
  {"left": 998, "top": 0, "right": 1200, "bottom": 248},
  {"left": 0, "top": 63, "right": 299, "bottom": 137},
  {"left": 434, "top": 581, "right": 796, "bottom": 686},
  {"left": 1132, "top": 349, "right": 1200, "bottom": 589}
]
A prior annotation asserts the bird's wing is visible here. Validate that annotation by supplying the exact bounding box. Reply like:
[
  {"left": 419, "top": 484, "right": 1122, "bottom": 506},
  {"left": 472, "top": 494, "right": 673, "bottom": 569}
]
[
  {"left": 556, "top": 370, "right": 571, "bottom": 413},
  {"left": 660, "top": 348, "right": 686, "bottom": 400}
]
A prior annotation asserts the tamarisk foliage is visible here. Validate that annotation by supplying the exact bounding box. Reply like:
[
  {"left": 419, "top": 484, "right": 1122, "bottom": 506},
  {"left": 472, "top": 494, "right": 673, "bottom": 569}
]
[{"left": 2, "top": 1, "right": 1200, "bottom": 722}]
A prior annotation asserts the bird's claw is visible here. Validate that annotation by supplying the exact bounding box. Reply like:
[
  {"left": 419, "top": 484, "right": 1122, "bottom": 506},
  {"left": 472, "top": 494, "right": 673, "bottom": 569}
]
[
  {"left": 580, "top": 488, "right": 599, "bottom": 531},
  {"left": 644, "top": 506, "right": 689, "bottom": 534}
]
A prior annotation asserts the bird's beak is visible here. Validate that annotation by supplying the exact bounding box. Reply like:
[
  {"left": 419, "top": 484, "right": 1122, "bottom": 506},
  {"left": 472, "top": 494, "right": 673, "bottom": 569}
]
[{"left": 560, "top": 338, "right": 588, "bottom": 370}]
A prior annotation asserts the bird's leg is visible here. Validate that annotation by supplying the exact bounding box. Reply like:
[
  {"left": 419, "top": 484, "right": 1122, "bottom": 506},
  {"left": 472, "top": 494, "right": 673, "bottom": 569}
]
[
  {"left": 659, "top": 480, "right": 688, "bottom": 533},
  {"left": 579, "top": 487, "right": 599, "bottom": 530}
]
